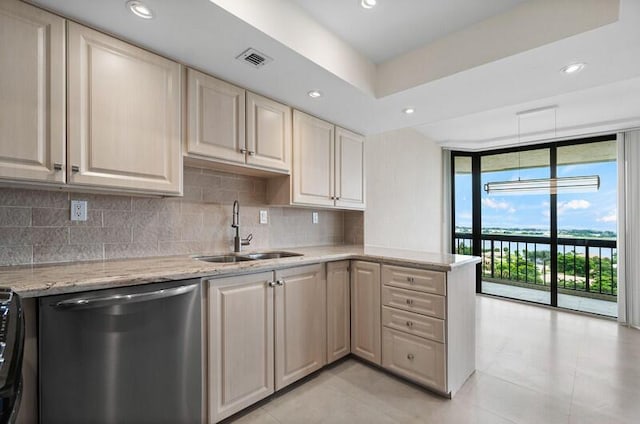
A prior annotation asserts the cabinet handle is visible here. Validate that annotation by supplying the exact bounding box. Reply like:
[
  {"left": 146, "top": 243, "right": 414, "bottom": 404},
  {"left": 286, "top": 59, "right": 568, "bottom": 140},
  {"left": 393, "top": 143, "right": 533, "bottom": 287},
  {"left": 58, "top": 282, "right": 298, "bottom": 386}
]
[
  {"left": 335, "top": 197, "right": 340, "bottom": 201},
  {"left": 405, "top": 298, "right": 414, "bottom": 305},
  {"left": 330, "top": 196, "right": 335, "bottom": 200},
  {"left": 53, "top": 163, "right": 63, "bottom": 171},
  {"left": 71, "top": 165, "right": 80, "bottom": 173},
  {"left": 268, "top": 281, "right": 277, "bottom": 287},
  {"left": 406, "top": 321, "right": 413, "bottom": 328},
  {"left": 407, "top": 353, "right": 415, "bottom": 360},
  {"left": 276, "top": 280, "right": 284, "bottom": 286},
  {"left": 248, "top": 150, "right": 255, "bottom": 156},
  {"left": 406, "top": 276, "right": 415, "bottom": 283},
  {"left": 240, "top": 148, "right": 248, "bottom": 154}
]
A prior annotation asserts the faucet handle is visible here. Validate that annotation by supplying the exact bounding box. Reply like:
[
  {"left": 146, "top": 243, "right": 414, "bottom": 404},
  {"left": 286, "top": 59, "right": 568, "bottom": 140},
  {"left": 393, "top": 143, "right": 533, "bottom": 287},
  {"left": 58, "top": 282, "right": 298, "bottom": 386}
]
[{"left": 242, "top": 233, "right": 253, "bottom": 246}]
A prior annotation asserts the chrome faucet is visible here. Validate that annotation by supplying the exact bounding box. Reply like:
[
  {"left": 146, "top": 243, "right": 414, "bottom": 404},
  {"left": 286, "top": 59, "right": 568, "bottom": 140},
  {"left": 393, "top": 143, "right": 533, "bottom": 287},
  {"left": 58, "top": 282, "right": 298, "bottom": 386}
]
[{"left": 231, "top": 200, "right": 252, "bottom": 252}]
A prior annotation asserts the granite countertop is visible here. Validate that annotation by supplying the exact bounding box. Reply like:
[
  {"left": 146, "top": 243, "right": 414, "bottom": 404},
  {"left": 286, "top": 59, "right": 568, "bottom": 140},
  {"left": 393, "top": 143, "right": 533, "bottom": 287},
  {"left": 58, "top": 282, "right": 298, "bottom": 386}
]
[{"left": 0, "top": 245, "right": 480, "bottom": 298}]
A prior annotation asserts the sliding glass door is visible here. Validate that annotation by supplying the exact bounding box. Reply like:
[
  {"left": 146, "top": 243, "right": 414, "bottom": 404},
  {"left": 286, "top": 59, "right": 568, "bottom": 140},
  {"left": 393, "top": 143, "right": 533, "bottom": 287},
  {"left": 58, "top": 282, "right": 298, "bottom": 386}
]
[
  {"left": 451, "top": 136, "right": 618, "bottom": 317},
  {"left": 480, "top": 148, "right": 551, "bottom": 306}
]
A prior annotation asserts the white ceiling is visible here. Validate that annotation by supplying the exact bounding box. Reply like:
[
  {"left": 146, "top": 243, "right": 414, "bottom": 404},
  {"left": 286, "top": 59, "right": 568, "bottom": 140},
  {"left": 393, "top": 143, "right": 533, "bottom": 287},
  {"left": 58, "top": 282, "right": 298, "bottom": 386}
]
[
  {"left": 27, "top": 0, "right": 640, "bottom": 150},
  {"left": 290, "top": 0, "right": 528, "bottom": 64}
]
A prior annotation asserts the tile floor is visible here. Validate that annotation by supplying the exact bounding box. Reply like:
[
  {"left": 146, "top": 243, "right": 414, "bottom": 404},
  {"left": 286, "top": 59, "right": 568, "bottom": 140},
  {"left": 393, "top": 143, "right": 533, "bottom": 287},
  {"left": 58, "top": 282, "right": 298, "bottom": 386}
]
[
  {"left": 483, "top": 281, "right": 618, "bottom": 317},
  {"left": 231, "top": 296, "right": 640, "bottom": 424}
]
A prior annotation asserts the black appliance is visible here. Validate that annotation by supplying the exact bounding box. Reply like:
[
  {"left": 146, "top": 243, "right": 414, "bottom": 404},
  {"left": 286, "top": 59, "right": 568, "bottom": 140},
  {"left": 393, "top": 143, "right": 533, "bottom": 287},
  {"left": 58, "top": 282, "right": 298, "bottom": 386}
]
[{"left": 0, "top": 288, "right": 24, "bottom": 424}]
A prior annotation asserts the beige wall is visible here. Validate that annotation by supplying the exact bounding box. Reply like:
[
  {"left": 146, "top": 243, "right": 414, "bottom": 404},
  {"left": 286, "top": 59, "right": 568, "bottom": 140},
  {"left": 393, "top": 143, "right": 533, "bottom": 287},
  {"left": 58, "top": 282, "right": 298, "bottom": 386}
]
[
  {"left": 0, "top": 166, "right": 363, "bottom": 266},
  {"left": 364, "top": 128, "right": 444, "bottom": 252}
]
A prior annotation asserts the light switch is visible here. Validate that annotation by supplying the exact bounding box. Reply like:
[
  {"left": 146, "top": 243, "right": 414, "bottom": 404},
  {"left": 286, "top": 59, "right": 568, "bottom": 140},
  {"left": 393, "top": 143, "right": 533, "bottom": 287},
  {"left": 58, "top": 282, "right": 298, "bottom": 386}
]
[
  {"left": 259, "top": 210, "right": 268, "bottom": 224},
  {"left": 312, "top": 211, "right": 319, "bottom": 224}
]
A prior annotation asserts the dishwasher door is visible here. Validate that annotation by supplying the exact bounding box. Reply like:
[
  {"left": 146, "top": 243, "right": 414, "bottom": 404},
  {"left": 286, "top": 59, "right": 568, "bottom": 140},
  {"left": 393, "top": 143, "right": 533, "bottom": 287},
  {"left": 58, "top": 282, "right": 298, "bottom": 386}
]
[{"left": 39, "top": 279, "right": 202, "bottom": 424}]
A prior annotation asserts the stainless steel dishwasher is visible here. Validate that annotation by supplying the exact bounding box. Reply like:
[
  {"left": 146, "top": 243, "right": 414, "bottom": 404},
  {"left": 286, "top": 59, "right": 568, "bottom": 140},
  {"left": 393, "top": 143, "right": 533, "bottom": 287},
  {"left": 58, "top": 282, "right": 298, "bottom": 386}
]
[{"left": 39, "top": 279, "right": 203, "bottom": 424}]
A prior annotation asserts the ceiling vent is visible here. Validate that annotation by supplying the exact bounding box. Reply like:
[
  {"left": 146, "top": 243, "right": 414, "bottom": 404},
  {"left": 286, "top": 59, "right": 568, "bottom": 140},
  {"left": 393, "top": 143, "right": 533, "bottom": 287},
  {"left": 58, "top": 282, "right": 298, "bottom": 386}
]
[{"left": 236, "top": 48, "right": 273, "bottom": 69}]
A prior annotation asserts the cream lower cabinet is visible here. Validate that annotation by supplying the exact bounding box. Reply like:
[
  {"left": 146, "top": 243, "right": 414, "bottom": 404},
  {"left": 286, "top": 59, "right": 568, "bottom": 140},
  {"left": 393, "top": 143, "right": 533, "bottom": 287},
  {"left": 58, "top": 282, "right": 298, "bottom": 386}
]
[
  {"left": 0, "top": 0, "right": 65, "bottom": 184},
  {"left": 275, "top": 264, "right": 326, "bottom": 390},
  {"left": 326, "top": 261, "right": 351, "bottom": 364},
  {"left": 67, "top": 22, "right": 182, "bottom": 195},
  {"left": 208, "top": 271, "right": 275, "bottom": 423},
  {"left": 350, "top": 261, "right": 381, "bottom": 365},
  {"left": 380, "top": 264, "right": 476, "bottom": 397},
  {"left": 208, "top": 264, "right": 325, "bottom": 422}
]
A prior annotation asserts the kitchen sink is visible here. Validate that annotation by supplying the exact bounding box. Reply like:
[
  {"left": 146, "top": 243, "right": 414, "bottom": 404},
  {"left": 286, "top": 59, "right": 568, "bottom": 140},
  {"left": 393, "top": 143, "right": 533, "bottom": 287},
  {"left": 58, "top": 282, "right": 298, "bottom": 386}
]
[
  {"left": 239, "top": 251, "right": 304, "bottom": 260},
  {"left": 193, "top": 255, "right": 254, "bottom": 263},
  {"left": 193, "top": 251, "right": 303, "bottom": 263}
]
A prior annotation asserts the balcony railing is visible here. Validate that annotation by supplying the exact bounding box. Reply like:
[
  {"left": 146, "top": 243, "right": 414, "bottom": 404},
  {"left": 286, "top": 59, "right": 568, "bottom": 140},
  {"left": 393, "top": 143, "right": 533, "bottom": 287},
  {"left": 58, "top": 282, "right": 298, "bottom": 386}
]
[{"left": 455, "top": 233, "right": 617, "bottom": 298}]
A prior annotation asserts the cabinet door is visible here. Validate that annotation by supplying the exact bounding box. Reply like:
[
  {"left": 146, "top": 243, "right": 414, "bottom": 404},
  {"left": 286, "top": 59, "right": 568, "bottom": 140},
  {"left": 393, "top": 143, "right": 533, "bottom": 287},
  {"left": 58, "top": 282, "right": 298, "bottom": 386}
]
[
  {"left": 209, "top": 272, "right": 275, "bottom": 422},
  {"left": 0, "top": 0, "right": 65, "bottom": 183},
  {"left": 187, "top": 68, "right": 246, "bottom": 164},
  {"left": 67, "top": 23, "right": 182, "bottom": 194},
  {"left": 292, "top": 110, "right": 335, "bottom": 207},
  {"left": 246, "top": 92, "right": 291, "bottom": 173},
  {"left": 351, "top": 261, "right": 381, "bottom": 365},
  {"left": 327, "top": 261, "right": 351, "bottom": 364},
  {"left": 335, "top": 127, "right": 365, "bottom": 210},
  {"left": 275, "top": 264, "right": 326, "bottom": 390}
]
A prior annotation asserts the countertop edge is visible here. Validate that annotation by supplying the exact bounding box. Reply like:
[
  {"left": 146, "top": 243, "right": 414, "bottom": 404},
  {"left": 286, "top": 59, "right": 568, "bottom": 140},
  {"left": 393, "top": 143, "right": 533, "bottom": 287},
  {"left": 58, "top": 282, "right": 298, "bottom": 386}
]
[{"left": 5, "top": 249, "right": 481, "bottom": 298}]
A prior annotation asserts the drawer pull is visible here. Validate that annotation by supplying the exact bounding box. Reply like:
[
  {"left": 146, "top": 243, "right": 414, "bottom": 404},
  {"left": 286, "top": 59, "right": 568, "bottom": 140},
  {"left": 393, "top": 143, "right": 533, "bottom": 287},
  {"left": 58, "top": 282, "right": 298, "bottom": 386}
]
[
  {"left": 406, "top": 321, "right": 413, "bottom": 328},
  {"left": 407, "top": 353, "right": 415, "bottom": 360},
  {"left": 405, "top": 298, "right": 414, "bottom": 305},
  {"left": 406, "top": 276, "right": 415, "bottom": 283}
]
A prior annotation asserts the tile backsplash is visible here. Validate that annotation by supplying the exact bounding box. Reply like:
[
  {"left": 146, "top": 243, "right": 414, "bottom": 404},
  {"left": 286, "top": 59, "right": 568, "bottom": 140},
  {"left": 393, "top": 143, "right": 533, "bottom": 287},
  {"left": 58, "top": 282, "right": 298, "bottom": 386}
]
[{"left": 0, "top": 166, "right": 363, "bottom": 266}]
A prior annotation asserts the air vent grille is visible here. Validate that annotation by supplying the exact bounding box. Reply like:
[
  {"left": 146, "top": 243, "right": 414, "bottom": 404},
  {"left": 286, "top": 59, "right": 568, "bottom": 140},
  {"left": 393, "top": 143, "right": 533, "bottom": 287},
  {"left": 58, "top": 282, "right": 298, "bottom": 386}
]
[{"left": 236, "top": 48, "right": 273, "bottom": 69}]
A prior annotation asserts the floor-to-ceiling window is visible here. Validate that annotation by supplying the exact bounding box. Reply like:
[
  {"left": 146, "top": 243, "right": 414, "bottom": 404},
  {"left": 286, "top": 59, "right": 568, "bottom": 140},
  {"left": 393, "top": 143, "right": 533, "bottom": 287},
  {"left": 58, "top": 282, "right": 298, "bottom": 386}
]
[{"left": 451, "top": 136, "right": 618, "bottom": 317}]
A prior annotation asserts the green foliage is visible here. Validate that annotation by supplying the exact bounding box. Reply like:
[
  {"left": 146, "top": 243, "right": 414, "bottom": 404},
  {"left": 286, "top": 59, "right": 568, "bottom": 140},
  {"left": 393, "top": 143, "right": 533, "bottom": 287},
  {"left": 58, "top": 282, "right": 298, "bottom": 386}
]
[
  {"left": 483, "top": 249, "right": 544, "bottom": 285},
  {"left": 477, "top": 245, "right": 617, "bottom": 295}
]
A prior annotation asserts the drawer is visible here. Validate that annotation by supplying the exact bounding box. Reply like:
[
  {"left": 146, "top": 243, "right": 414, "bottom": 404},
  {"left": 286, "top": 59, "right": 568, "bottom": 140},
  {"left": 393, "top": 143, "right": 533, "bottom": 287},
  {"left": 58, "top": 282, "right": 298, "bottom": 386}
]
[
  {"left": 383, "top": 265, "right": 446, "bottom": 295},
  {"left": 382, "top": 286, "right": 445, "bottom": 319},
  {"left": 382, "top": 306, "right": 445, "bottom": 343},
  {"left": 382, "top": 327, "right": 446, "bottom": 392}
]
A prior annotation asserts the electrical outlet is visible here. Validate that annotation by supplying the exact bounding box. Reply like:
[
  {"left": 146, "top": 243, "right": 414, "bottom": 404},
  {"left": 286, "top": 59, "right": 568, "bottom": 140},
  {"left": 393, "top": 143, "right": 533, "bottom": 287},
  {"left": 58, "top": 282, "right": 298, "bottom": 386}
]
[
  {"left": 70, "top": 200, "right": 87, "bottom": 222},
  {"left": 259, "top": 210, "right": 268, "bottom": 224},
  {"left": 312, "top": 211, "right": 319, "bottom": 224}
]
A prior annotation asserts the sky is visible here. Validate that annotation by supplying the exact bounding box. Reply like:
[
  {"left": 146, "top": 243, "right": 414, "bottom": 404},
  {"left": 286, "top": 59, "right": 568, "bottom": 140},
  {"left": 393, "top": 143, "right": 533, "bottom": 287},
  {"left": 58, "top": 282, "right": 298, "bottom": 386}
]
[{"left": 455, "top": 159, "right": 617, "bottom": 234}]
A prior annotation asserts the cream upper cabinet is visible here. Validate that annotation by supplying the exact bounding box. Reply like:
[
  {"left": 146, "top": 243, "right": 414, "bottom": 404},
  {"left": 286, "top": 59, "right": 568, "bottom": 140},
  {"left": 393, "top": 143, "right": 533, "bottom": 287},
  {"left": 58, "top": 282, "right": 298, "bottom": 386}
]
[
  {"left": 186, "top": 69, "right": 246, "bottom": 165},
  {"left": 351, "top": 261, "right": 381, "bottom": 365},
  {"left": 292, "top": 110, "right": 335, "bottom": 207},
  {"left": 327, "top": 261, "right": 351, "bottom": 364},
  {"left": 0, "top": 0, "right": 65, "bottom": 184},
  {"left": 208, "top": 271, "right": 275, "bottom": 423},
  {"left": 67, "top": 22, "right": 182, "bottom": 195},
  {"left": 275, "top": 264, "right": 326, "bottom": 390},
  {"left": 335, "top": 127, "right": 365, "bottom": 209},
  {"left": 186, "top": 71, "right": 291, "bottom": 174},
  {"left": 246, "top": 92, "right": 291, "bottom": 172},
  {"left": 270, "top": 110, "right": 365, "bottom": 210}
]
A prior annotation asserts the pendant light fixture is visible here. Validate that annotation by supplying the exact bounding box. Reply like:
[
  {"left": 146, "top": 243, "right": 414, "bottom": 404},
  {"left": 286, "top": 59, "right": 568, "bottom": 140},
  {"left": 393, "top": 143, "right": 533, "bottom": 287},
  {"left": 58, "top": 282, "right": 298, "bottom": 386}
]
[{"left": 484, "top": 107, "right": 601, "bottom": 195}]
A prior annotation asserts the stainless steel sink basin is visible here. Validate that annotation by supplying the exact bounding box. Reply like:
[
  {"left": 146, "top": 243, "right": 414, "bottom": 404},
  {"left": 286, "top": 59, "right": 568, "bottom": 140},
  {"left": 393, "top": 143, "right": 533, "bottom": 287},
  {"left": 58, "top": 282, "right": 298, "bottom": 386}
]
[
  {"left": 193, "top": 255, "right": 255, "bottom": 263},
  {"left": 239, "top": 251, "right": 303, "bottom": 260}
]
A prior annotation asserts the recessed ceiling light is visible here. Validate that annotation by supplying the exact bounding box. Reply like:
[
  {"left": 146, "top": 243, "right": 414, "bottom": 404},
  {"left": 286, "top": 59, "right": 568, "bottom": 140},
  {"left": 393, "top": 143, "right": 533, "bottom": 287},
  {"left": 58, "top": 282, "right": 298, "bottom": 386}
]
[
  {"left": 126, "top": 0, "right": 154, "bottom": 19},
  {"left": 403, "top": 107, "right": 415, "bottom": 114},
  {"left": 308, "top": 90, "right": 322, "bottom": 98},
  {"left": 561, "top": 62, "right": 586, "bottom": 74},
  {"left": 361, "top": 0, "right": 377, "bottom": 9}
]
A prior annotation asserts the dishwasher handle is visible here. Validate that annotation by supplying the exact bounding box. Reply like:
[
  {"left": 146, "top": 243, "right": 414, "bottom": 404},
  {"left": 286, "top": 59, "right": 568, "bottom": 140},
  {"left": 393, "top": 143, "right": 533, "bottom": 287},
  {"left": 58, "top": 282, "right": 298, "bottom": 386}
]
[{"left": 52, "top": 283, "right": 199, "bottom": 310}]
